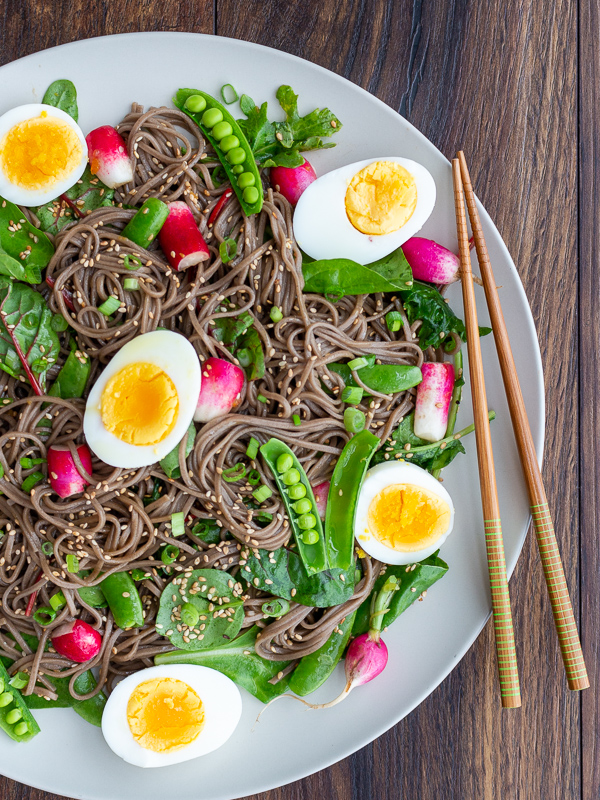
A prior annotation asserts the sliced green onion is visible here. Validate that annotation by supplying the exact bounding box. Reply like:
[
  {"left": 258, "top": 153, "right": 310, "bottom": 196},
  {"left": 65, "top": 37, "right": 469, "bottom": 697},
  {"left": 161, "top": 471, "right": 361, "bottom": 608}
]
[
  {"left": 385, "top": 311, "right": 403, "bottom": 332},
  {"left": 170, "top": 512, "right": 185, "bottom": 538},
  {"left": 123, "top": 278, "right": 139, "bottom": 291},
  {"left": 0, "top": 463, "right": 4, "bottom": 479},
  {"left": 9, "top": 672, "right": 29, "bottom": 689},
  {"left": 292, "top": 414, "right": 301, "bottom": 427},
  {"left": 344, "top": 407, "right": 366, "bottom": 433},
  {"left": 180, "top": 602, "right": 200, "bottom": 627},
  {"left": 261, "top": 598, "right": 290, "bottom": 617},
  {"left": 219, "top": 238, "right": 237, "bottom": 264},
  {"left": 341, "top": 386, "right": 364, "bottom": 404},
  {"left": 269, "top": 306, "right": 283, "bottom": 323},
  {"left": 33, "top": 607, "right": 57, "bottom": 626},
  {"left": 257, "top": 394, "right": 268, "bottom": 404},
  {"left": 131, "top": 568, "right": 149, "bottom": 581},
  {"left": 21, "top": 472, "right": 44, "bottom": 493},
  {"left": 347, "top": 357, "right": 368, "bottom": 371},
  {"left": 19, "top": 457, "right": 46, "bottom": 469},
  {"left": 98, "top": 296, "right": 121, "bottom": 316},
  {"left": 41, "top": 541, "right": 54, "bottom": 556},
  {"left": 247, "top": 469, "right": 261, "bottom": 486},
  {"left": 220, "top": 84, "right": 239, "bottom": 104},
  {"left": 49, "top": 591, "right": 66, "bottom": 611},
  {"left": 66, "top": 554, "right": 79, "bottom": 573},
  {"left": 222, "top": 462, "right": 246, "bottom": 483},
  {"left": 246, "top": 437, "right": 259, "bottom": 460},
  {"left": 256, "top": 511, "right": 273, "bottom": 524},
  {"left": 123, "top": 254, "right": 142, "bottom": 270},
  {"left": 161, "top": 545, "right": 180, "bottom": 565},
  {"left": 252, "top": 485, "right": 273, "bottom": 504}
]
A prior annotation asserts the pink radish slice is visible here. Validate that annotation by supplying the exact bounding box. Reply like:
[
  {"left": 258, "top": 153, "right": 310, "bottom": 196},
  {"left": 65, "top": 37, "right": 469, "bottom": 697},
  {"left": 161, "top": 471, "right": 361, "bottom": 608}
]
[
  {"left": 312, "top": 481, "right": 330, "bottom": 520},
  {"left": 413, "top": 362, "right": 455, "bottom": 442},
  {"left": 402, "top": 237, "right": 461, "bottom": 285},
  {"left": 158, "top": 201, "right": 210, "bottom": 271},
  {"left": 86, "top": 126, "right": 134, "bottom": 188},
  {"left": 51, "top": 619, "right": 102, "bottom": 663},
  {"left": 270, "top": 158, "right": 317, "bottom": 206},
  {"left": 47, "top": 444, "right": 92, "bottom": 499},
  {"left": 194, "top": 357, "right": 245, "bottom": 423}
]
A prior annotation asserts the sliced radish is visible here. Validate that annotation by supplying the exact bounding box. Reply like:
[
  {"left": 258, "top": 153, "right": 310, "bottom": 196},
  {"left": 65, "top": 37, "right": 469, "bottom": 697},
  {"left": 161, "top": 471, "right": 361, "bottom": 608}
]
[
  {"left": 194, "top": 357, "right": 245, "bottom": 423},
  {"left": 158, "top": 201, "right": 210, "bottom": 271},
  {"left": 312, "top": 481, "right": 330, "bottom": 520},
  {"left": 47, "top": 444, "right": 92, "bottom": 499},
  {"left": 270, "top": 158, "right": 317, "bottom": 206},
  {"left": 86, "top": 126, "right": 134, "bottom": 189},
  {"left": 51, "top": 619, "right": 102, "bottom": 663},
  {"left": 413, "top": 362, "right": 455, "bottom": 442}
]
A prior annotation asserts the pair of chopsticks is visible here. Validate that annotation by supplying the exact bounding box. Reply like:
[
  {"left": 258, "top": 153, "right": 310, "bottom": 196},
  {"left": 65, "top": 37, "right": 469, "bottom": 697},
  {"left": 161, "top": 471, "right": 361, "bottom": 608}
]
[{"left": 452, "top": 154, "right": 589, "bottom": 707}]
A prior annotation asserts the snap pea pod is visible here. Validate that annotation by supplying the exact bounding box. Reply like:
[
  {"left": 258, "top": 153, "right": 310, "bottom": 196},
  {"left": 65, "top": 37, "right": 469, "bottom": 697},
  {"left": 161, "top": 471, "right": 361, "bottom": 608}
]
[
  {"left": 121, "top": 198, "right": 169, "bottom": 248},
  {"left": 100, "top": 571, "right": 144, "bottom": 629},
  {"left": 327, "top": 362, "right": 422, "bottom": 397},
  {"left": 48, "top": 343, "right": 90, "bottom": 399},
  {"left": 325, "top": 429, "right": 380, "bottom": 570},
  {"left": 288, "top": 609, "right": 356, "bottom": 696},
  {"left": 260, "top": 438, "right": 328, "bottom": 575},
  {"left": 0, "top": 196, "right": 54, "bottom": 267},
  {"left": 174, "top": 88, "right": 263, "bottom": 216},
  {"left": 0, "top": 661, "right": 40, "bottom": 742}
]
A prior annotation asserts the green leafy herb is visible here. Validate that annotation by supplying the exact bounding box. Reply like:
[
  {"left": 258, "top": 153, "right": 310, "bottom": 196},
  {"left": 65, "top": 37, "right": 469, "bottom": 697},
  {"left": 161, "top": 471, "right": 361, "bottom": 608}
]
[
  {"left": 302, "top": 247, "right": 413, "bottom": 297},
  {"left": 156, "top": 569, "right": 244, "bottom": 651},
  {"left": 242, "top": 547, "right": 355, "bottom": 608},
  {"left": 154, "top": 626, "right": 291, "bottom": 703},
  {"left": 159, "top": 420, "right": 196, "bottom": 479},
  {"left": 32, "top": 166, "right": 114, "bottom": 237},
  {"left": 238, "top": 85, "right": 342, "bottom": 168},
  {"left": 0, "top": 252, "right": 42, "bottom": 285},
  {"left": 211, "top": 309, "right": 265, "bottom": 380},
  {"left": 0, "top": 197, "right": 54, "bottom": 268},
  {"left": 352, "top": 552, "right": 449, "bottom": 636},
  {"left": 42, "top": 79, "right": 79, "bottom": 121}
]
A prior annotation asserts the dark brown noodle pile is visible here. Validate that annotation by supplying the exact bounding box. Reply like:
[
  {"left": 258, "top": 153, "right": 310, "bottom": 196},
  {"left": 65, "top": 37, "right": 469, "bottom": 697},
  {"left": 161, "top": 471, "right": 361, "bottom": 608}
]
[{"left": 0, "top": 104, "right": 435, "bottom": 701}]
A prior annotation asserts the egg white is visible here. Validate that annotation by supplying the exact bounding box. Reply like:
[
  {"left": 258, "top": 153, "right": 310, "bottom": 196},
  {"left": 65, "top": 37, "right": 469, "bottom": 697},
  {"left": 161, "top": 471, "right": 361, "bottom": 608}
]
[
  {"left": 0, "top": 104, "right": 88, "bottom": 206},
  {"left": 354, "top": 461, "right": 454, "bottom": 565},
  {"left": 293, "top": 157, "right": 436, "bottom": 264},
  {"left": 101, "top": 664, "right": 242, "bottom": 768},
  {"left": 83, "top": 330, "right": 201, "bottom": 469}
]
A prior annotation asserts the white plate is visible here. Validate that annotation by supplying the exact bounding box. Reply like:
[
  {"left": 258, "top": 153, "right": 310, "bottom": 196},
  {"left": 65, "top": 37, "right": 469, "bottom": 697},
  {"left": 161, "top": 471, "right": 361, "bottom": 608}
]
[{"left": 0, "top": 32, "right": 544, "bottom": 800}]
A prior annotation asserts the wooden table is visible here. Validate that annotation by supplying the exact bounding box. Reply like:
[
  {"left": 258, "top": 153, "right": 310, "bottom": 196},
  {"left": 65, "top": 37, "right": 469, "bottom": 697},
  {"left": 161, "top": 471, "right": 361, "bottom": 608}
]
[{"left": 0, "top": 1, "right": 597, "bottom": 798}]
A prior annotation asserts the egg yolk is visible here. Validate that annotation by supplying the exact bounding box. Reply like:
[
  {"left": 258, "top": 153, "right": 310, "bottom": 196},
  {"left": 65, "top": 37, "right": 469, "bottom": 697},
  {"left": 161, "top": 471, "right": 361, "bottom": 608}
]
[
  {"left": 345, "top": 161, "right": 417, "bottom": 236},
  {"left": 0, "top": 112, "right": 82, "bottom": 191},
  {"left": 367, "top": 483, "right": 450, "bottom": 552},
  {"left": 101, "top": 362, "right": 179, "bottom": 446},
  {"left": 127, "top": 678, "right": 205, "bottom": 752}
]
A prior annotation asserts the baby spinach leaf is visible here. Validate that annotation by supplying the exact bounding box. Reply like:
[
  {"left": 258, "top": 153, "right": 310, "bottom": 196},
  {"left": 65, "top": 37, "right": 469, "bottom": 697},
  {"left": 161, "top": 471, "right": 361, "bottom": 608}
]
[
  {"left": 302, "top": 247, "right": 413, "bottom": 296},
  {"left": 0, "top": 197, "right": 54, "bottom": 267},
  {"left": 159, "top": 420, "right": 196, "bottom": 479},
  {"left": 191, "top": 519, "right": 224, "bottom": 545},
  {"left": 157, "top": 569, "right": 244, "bottom": 651},
  {"left": 0, "top": 276, "right": 62, "bottom": 390},
  {"left": 0, "top": 251, "right": 41, "bottom": 284},
  {"left": 243, "top": 547, "right": 355, "bottom": 608},
  {"left": 211, "top": 311, "right": 253, "bottom": 346},
  {"left": 211, "top": 309, "right": 265, "bottom": 380},
  {"left": 371, "top": 411, "right": 466, "bottom": 473},
  {"left": 352, "top": 552, "right": 449, "bottom": 636},
  {"left": 399, "top": 281, "right": 466, "bottom": 350},
  {"left": 154, "top": 626, "right": 291, "bottom": 703},
  {"left": 24, "top": 670, "right": 106, "bottom": 727},
  {"left": 42, "top": 79, "right": 79, "bottom": 122},
  {"left": 33, "top": 166, "right": 114, "bottom": 236},
  {"left": 326, "top": 362, "right": 422, "bottom": 396}
]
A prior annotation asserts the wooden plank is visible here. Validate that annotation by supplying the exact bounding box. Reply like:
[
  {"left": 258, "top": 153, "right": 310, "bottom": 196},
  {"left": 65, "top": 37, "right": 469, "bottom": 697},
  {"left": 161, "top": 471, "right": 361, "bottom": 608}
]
[{"left": 579, "top": 0, "right": 600, "bottom": 798}]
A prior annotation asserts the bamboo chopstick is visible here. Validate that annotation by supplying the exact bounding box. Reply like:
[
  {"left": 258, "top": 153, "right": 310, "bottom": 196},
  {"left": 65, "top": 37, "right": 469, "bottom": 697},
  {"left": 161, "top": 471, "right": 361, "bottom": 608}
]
[
  {"left": 452, "top": 159, "right": 522, "bottom": 708},
  {"left": 457, "top": 151, "right": 589, "bottom": 691}
]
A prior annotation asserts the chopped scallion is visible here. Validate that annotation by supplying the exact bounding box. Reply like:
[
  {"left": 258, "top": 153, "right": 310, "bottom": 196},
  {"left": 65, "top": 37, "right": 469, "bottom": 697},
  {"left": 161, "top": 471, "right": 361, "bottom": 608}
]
[
  {"left": 261, "top": 598, "right": 290, "bottom": 617},
  {"left": 123, "top": 254, "right": 142, "bottom": 270},
  {"left": 246, "top": 437, "right": 259, "bottom": 460},
  {"left": 220, "top": 83, "right": 239, "bottom": 104},
  {"left": 344, "top": 407, "right": 366, "bottom": 434},
  {"left": 269, "top": 306, "right": 283, "bottom": 323},
  {"left": 21, "top": 471, "right": 44, "bottom": 493},
  {"left": 252, "top": 485, "right": 273, "bottom": 504},
  {"left": 66, "top": 554, "right": 79, "bottom": 573},
  {"left": 347, "top": 357, "right": 368, "bottom": 371},
  {"left": 292, "top": 414, "right": 301, "bottom": 427},
  {"left": 341, "top": 386, "right": 364, "bottom": 404},
  {"left": 98, "top": 296, "right": 121, "bottom": 316},
  {"left": 49, "top": 591, "right": 67, "bottom": 611},
  {"left": 219, "top": 238, "right": 237, "bottom": 264},
  {"left": 123, "top": 278, "right": 139, "bottom": 291},
  {"left": 171, "top": 512, "right": 185, "bottom": 538},
  {"left": 9, "top": 672, "right": 29, "bottom": 689},
  {"left": 33, "top": 607, "right": 57, "bottom": 627},
  {"left": 222, "top": 462, "right": 246, "bottom": 483},
  {"left": 257, "top": 394, "right": 268, "bottom": 404},
  {"left": 247, "top": 469, "right": 262, "bottom": 486},
  {"left": 41, "top": 541, "right": 54, "bottom": 556},
  {"left": 161, "top": 545, "right": 180, "bottom": 565},
  {"left": 385, "top": 311, "right": 403, "bottom": 332}
]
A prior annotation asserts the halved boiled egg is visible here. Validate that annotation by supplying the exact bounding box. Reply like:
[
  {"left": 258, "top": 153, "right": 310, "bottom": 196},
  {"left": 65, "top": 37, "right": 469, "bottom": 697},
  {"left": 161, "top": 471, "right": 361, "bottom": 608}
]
[
  {"left": 354, "top": 461, "right": 454, "bottom": 564},
  {"left": 84, "top": 330, "right": 201, "bottom": 469},
  {"left": 101, "top": 664, "right": 242, "bottom": 768},
  {"left": 293, "top": 157, "right": 436, "bottom": 264},
  {"left": 0, "top": 104, "right": 87, "bottom": 206}
]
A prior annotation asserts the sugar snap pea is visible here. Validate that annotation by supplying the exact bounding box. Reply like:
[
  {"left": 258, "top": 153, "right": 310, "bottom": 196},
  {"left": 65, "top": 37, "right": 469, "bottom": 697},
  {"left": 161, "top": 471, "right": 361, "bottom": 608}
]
[
  {"left": 100, "top": 571, "right": 144, "bottom": 629},
  {"left": 174, "top": 88, "right": 263, "bottom": 216},
  {"left": 121, "top": 198, "right": 169, "bottom": 248},
  {"left": 288, "top": 610, "right": 356, "bottom": 696},
  {"left": 260, "top": 438, "right": 328, "bottom": 574},
  {"left": 0, "top": 661, "right": 39, "bottom": 742}
]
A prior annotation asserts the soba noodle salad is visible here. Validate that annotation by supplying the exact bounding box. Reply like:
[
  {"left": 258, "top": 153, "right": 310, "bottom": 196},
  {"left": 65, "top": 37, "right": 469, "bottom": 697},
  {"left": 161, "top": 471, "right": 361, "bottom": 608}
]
[{"left": 0, "top": 79, "right": 488, "bottom": 766}]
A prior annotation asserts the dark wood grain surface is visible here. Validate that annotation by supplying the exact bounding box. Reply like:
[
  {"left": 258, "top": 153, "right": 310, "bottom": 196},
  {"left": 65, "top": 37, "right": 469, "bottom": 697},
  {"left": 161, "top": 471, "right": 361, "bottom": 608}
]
[{"left": 0, "top": 1, "right": 593, "bottom": 798}]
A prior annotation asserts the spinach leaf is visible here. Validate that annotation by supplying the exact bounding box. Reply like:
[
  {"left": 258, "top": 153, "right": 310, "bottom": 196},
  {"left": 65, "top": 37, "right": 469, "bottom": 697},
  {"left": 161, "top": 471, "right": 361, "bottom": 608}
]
[
  {"left": 155, "top": 626, "right": 291, "bottom": 703},
  {"left": 42, "top": 79, "right": 79, "bottom": 122},
  {"left": 211, "top": 309, "right": 265, "bottom": 380},
  {"left": 24, "top": 670, "right": 106, "bottom": 727},
  {"left": 0, "top": 276, "right": 62, "bottom": 390},
  {"left": 212, "top": 311, "right": 253, "bottom": 345},
  {"left": 326, "top": 362, "right": 422, "bottom": 396},
  {"left": 32, "top": 166, "right": 114, "bottom": 236},
  {"left": 0, "top": 251, "right": 41, "bottom": 284},
  {"left": 371, "top": 411, "right": 466, "bottom": 473},
  {"left": 242, "top": 547, "right": 355, "bottom": 608},
  {"left": 159, "top": 420, "right": 196, "bottom": 479},
  {"left": 191, "top": 519, "right": 223, "bottom": 545},
  {"left": 302, "top": 247, "right": 413, "bottom": 296},
  {"left": 352, "top": 552, "right": 449, "bottom": 636},
  {"left": 399, "top": 281, "right": 466, "bottom": 350},
  {"left": 0, "top": 197, "right": 54, "bottom": 267},
  {"left": 156, "top": 569, "right": 244, "bottom": 651}
]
